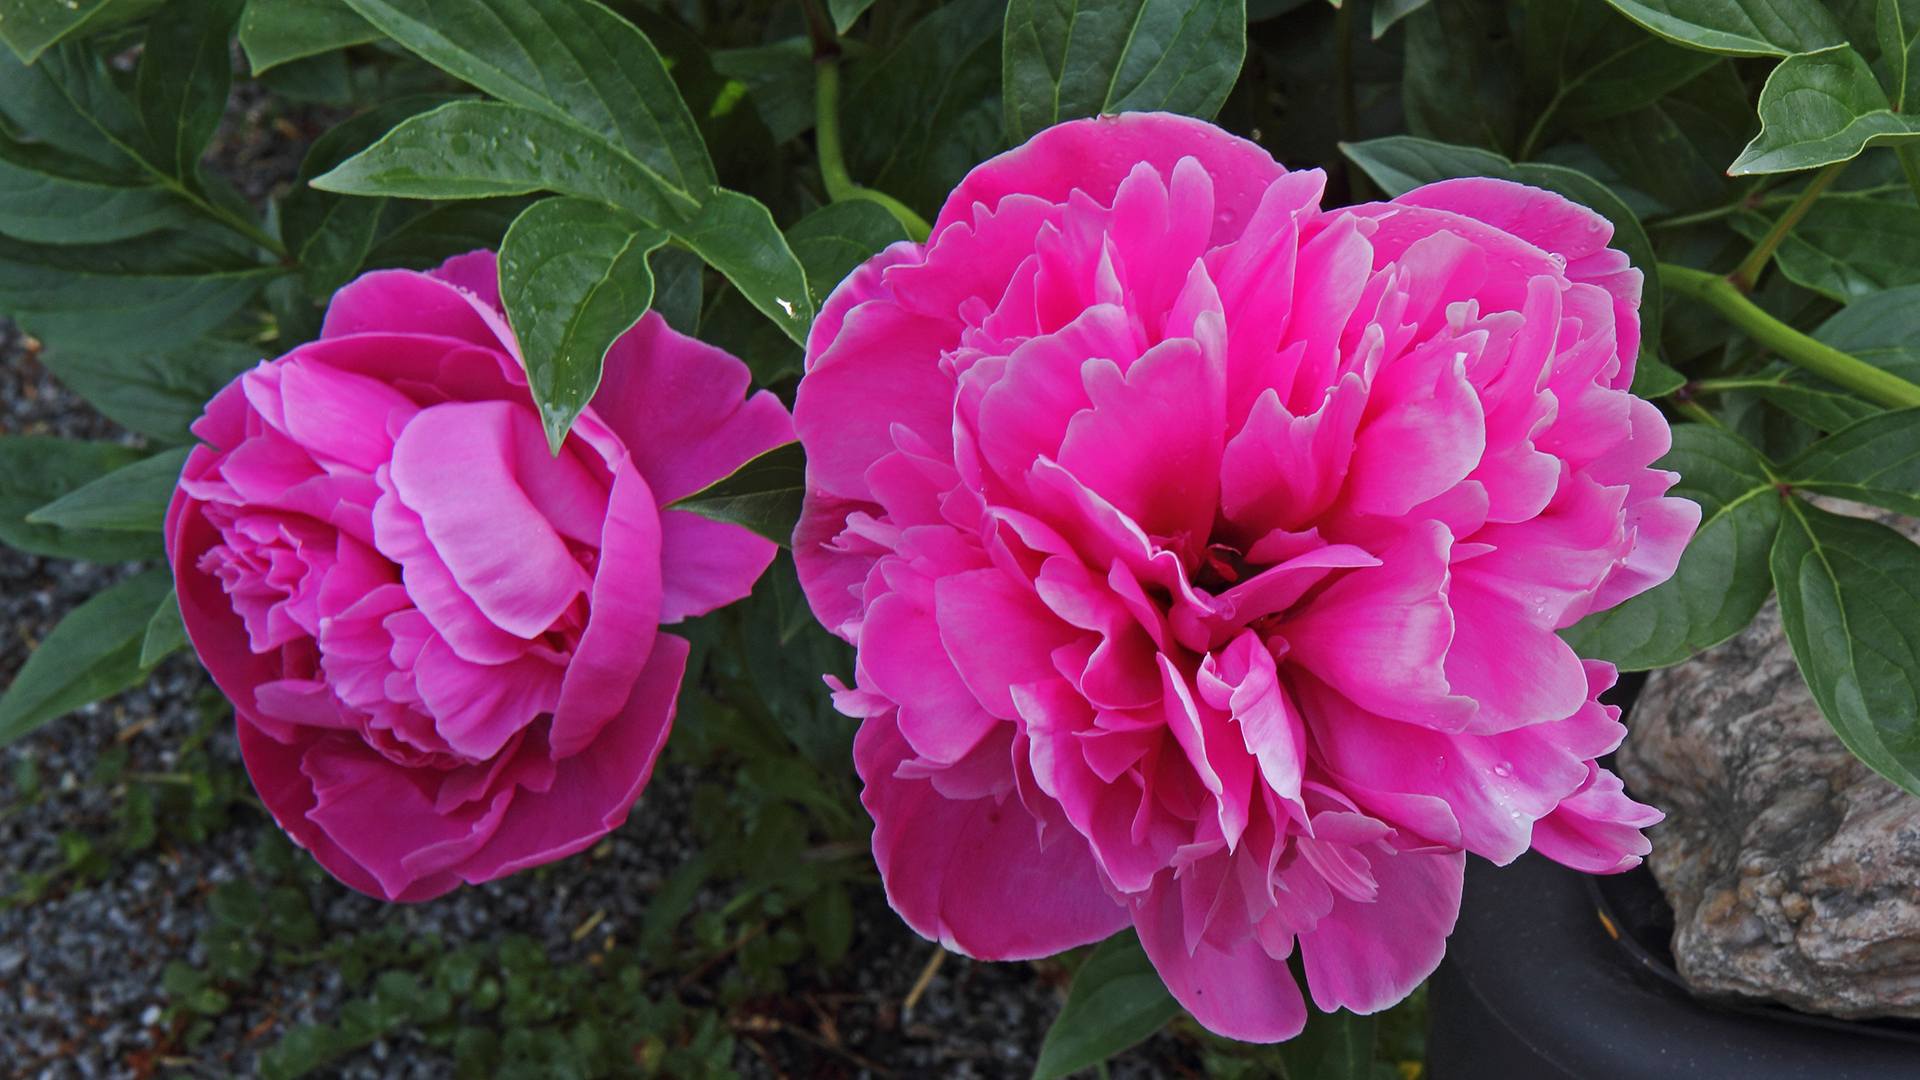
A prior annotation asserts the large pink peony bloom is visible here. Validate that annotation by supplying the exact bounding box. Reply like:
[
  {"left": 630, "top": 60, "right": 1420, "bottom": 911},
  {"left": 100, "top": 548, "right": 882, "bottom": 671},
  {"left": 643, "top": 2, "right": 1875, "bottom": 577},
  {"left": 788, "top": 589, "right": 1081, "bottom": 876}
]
[
  {"left": 792, "top": 114, "right": 1696, "bottom": 1040},
  {"left": 167, "top": 251, "right": 792, "bottom": 901}
]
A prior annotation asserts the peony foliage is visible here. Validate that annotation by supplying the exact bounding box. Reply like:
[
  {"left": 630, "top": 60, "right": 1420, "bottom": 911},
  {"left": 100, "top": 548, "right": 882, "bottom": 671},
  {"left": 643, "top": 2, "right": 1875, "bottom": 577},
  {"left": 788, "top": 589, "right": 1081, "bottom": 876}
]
[{"left": 6, "top": 0, "right": 1920, "bottom": 1072}]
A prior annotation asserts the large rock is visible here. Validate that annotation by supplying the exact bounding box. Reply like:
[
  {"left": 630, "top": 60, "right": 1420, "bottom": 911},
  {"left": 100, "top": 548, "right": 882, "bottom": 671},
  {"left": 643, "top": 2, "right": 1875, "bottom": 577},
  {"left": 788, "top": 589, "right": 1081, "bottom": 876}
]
[{"left": 1620, "top": 535, "right": 1920, "bottom": 1018}]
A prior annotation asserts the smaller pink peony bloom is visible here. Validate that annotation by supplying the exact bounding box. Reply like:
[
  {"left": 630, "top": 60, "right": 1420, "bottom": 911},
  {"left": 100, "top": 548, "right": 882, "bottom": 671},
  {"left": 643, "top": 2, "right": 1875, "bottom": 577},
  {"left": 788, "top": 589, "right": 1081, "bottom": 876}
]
[
  {"left": 167, "top": 251, "right": 792, "bottom": 901},
  {"left": 794, "top": 114, "right": 1699, "bottom": 1040}
]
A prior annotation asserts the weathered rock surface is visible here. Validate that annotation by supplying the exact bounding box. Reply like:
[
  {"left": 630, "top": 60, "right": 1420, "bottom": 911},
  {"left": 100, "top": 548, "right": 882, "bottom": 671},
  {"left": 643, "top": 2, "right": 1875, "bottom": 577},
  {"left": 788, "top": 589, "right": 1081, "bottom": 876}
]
[{"left": 1620, "top": 502, "right": 1920, "bottom": 1019}]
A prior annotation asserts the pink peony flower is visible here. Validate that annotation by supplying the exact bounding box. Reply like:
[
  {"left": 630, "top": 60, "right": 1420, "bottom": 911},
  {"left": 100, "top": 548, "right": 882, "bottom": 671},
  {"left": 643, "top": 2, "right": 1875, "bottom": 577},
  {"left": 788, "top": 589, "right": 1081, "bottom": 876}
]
[
  {"left": 167, "top": 251, "right": 792, "bottom": 901},
  {"left": 792, "top": 114, "right": 1696, "bottom": 1040}
]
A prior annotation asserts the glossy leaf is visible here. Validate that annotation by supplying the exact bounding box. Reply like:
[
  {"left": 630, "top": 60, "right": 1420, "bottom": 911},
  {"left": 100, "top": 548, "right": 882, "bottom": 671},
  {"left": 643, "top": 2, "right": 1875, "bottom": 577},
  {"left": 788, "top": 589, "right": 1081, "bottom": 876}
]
[
  {"left": 666, "top": 441, "right": 806, "bottom": 546},
  {"left": 26, "top": 446, "right": 190, "bottom": 532},
  {"left": 785, "top": 200, "right": 910, "bottom": 308},
  {"left": 0, "top": 231, "right": 280, "bottom": 351},
  {"left": 0, "top": 37, "right": 152, "bottom": 175},
  {"left": 1753, "top": 381, "right": 1884, "bottom": 431},
  {"left": 830, "top": 0, "right": 880, "bottom": 33},
  {"left": 1814, "top": 283, "right": 1920, "bottom": 385},
  {"left": 1003, "top": 0, "right": 1246, "bottom": 143},
  {"left": 0, "top": 567, "right": 173, "bottom": 747},
  {"left": 362, "top": 196, "right": 533, "bottom": 272},
  {"left": 137, "top": 0, "right": 246, "bottom": 183},
  {"left": 1031, "top": 929, "right": 1179, "bottom": 1080},
  {"left": 647, "top": 245, "right": 703, "bottom": 336},
  {"left": 0, "top": 437, "right": 160, "bottom": 561},
  {"left": 1523, "top": 0, "right": 1722, "bottom": 136},
  {"left": 1581, "top": 62, "right": 1755, "bottom": 212},
  {"left": 1783, "top": 407, "right": 1920, "bottom": 515},
  {"left": 38, "top": 338, "right": 260, "bottom": 445},
  {"left": 677, "top": 190, "right": 813, "bottom": 346},
  {"left": 0, "top": 0, "right": 161, "bottom": 64},
  {"left": 1731, "top": 45, "right": 1920, "bottom": 175},
  {"left": 0, "top": 129, "right": 193, "bottom": 244},
  {"left": 341, "top": 0, "right": 716, "bottom": 196},
  {"left": 1598, "top": 0, "right": 1844, "bottom": 56},
  {"left": 1563, "top": 425, "right": 1782, "bottom": 669},
  {"left": 1630, "top": 354, "right": 1688, "bottom": 397},
  {"left": 1402, "top": 0, "right": 1520, "bottom": 155},
  {"left": 1373, "top": 0, "right": 1433, "bottom": 37},
  {"left": 1340, "top": 135, "right": 1663, "bottom": 345},
  {"left": 139, "top": 587, "right": 188, "bottom": 668},
  {"left": 1772, "top": 498, "right": 1920, "bottom": 797},
  {"left": 1731, "top": 199, "right": 1920, "bottom": 302},
  {"left": 240, "top": 0, "right": 383, "bottom": 74},
  {"left": 711, "top": 38, "right": 815, "bottom": 146},
  {"left": 497, "top": 197, "right": 669, "bottom": 450}
]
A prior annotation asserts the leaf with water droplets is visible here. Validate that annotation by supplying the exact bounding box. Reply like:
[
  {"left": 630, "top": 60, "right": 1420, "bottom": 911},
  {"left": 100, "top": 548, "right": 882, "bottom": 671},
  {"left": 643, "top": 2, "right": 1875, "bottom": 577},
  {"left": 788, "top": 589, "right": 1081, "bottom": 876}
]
[
  {"left": 665, "top": 441, "right": 806, "bottom": 546},
  {"left": 676, "top": 190, "right": 813, "bottom": 346},
  {"left": 499, "top": 197, "right": 669, "bottom": 452}
]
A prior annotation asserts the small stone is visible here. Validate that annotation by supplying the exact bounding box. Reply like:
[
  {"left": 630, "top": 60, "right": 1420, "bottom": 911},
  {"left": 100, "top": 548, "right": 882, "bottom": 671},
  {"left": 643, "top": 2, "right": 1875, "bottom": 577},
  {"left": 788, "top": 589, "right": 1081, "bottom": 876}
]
[
  {"left": 1620, "top": 498, "right": 1920, "bottom": 1020},
  {"left": 0, "top": 945, "right": 23, "bottom": 976}
]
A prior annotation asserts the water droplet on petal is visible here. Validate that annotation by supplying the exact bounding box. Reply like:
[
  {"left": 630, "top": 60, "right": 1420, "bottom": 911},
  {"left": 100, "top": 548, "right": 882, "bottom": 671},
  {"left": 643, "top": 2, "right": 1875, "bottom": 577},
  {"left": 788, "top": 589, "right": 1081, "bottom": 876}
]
[{"left": 1491, "top": 761, "right": 1513, "bottom": 778}]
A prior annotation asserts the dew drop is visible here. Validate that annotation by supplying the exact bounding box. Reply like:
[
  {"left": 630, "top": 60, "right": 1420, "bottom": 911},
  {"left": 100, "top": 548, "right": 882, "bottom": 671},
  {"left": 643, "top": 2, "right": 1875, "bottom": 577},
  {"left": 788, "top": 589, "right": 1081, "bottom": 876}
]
[
  {"left": 1547, "top": 251, "right": 1567, "bottom": 270},
  {"left": 1491, "top": 761, "right": 1513, "bottom": 778}
]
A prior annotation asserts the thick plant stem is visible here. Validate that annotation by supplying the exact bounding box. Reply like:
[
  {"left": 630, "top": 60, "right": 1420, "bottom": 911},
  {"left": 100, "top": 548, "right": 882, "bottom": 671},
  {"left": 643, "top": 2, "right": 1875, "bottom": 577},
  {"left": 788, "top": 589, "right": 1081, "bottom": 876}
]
[
  {"left": 814, "top": 61, "right": 932, "bottom": 242},
  {"left": 1898, "top": 143, "right": 1920, "bottom": 210},
  {"left": 1661, "top": 263, "right": 1920, "bottom": 409},
  {"left": 1727, "top": 160, "right": 1845, "bottom": 293}
]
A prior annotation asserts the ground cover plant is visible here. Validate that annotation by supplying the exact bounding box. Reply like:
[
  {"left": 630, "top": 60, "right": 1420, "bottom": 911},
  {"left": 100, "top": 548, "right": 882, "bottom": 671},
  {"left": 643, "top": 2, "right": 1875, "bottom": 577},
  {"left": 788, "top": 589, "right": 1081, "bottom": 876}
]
[{"left": 7, "top": 0, "right": 1920, "bottom": 1076}]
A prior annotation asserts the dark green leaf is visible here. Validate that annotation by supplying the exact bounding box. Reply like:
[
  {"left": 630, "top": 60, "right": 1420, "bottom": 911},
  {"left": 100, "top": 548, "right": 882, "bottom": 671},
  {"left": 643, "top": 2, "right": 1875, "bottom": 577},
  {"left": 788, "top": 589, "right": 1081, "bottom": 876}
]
[
  {"left": 1814, "top": 282, "right": 1920, "bottom": 385},
  {"left": 678, "top": 190, "right": 813, "bottom": 346},
  {"left": 362, "top": 196, "right": 533, "bottom": 272},
  {"left": 830, "top": 0, "right": 879, "bottom": 33},
  {"left": 1784, "top": 407, "right": 1920, "bottom": 513},
  {"left": 741, "top": 551, "right": 859, "bottom": 766},
  {"left": 786, "top": 200, "right": 910, "bottom": 308},
  {"left": 1598, "top": 0, "right": 1845, "bottom": 56},
  {"left": 140, "top": 586, "right": 187, "bottom": 668},
  {"left": 240, "top": 0, "right": 383, "bottom": 74},
  {"left": 0, "top": 129, "right": 193, "bottom": 243},
  {"left": 1277, "top": 1005, "right": 1378, "bottom": 1080},
  {"left": 38, "top": 338, "right": 260, "bottom": 445},
  {"left": 26, "top": 445, "right": 189, "bottom": 532},
  {"left": 804, "top": 883, "right": 854, "bottom": 966},
  {"left": 0, "top": 567, "right": 173, "bottom": 746},
  {"left": 0, "top": 231, "right": 280, "bottom": 351},
  {"left": 1339, "top": 135, "right": 1664, "bottom": 346},
  {"left": 1374, "top": 0, "right": 1434, "bottom": 37},
  {"left": 648, "top": 245, "right": 702, "bottom": 336},
  {"left": 1002, "top": 0, "right": 1246, "bottom": 143},
  {"left": 1875, "top": 0, "right": 1920, "bottom": 111},
  {"left": 1753, "top": 381, "right": 1884, "bottom": 431},
  {"left": 1031, "top": 928, "right": 1179, "bottom": 1080},
  {"left": 845, "top": 0, "right": 1007, "bottom": 219},
  {"left": 1581, "top": 61, "right": 1755, "bottom": 212},
  {"left": 342, "top": 0, "right": 715, "bottom": 195},
  {"left": 1631, "top": 354, "right": 1688, "bottom": 397},
  {"left": 1563, "top": 425, "right": 1782, "bottom": 668},
  {"left": 1731, "top": 45, "right": 1920, "bottom": 175},
  {"left": 0, "top": 0, "right": 162, "bottom": 64},
  {"left": 1731, "top": 199, "right": 1920, "bottom": 302},
  {"left": 210, "top": 880, "right": 264, "bottom": 928},
  {"left": 665, "top": 441, "right": 805, "bottom": 546},
  {"left": 497, "top": 197, "right": 669, "bottom": 450},
  {"left": 1772, "top": 498, "right": 1920, "bottom": 796},
  {"left": 1521, "top": 0, "right": 1720, "bottom": 135},
  {"left": 137, "top": 0, "right": 245, "bottom": 182},
  {"left": 0, "top": 437, "right": 162, "bottom": 561},
  {"left": 711, "top": 38, "right": 815, "bottom": 146},
  {"left": 1402, "top": 0, "right": 1520, "bottom": 156},
  {"left": 0, "top": 38, "right": 151, "bottom": 174}
]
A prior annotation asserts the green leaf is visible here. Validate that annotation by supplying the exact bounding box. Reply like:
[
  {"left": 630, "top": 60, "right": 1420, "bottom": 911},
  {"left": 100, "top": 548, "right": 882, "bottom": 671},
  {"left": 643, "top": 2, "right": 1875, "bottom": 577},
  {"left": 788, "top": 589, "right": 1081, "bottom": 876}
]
[
  {"left": 498, "top": 197, "right": 669, "bottom": 450},
  {"left": 711, "top": 37, "right": 815, "bottom": 145},
  {"left": 1339, "top": 135, "right": 1664, "bottom": 347},
  {"left": 362, "top": 196, "right": 533, "bottom": 272},
  {"left": 1731, "top": 45, "right": 1920, "bottom": 175},
  {"left": 0, "top": 0, "right": 162, "bottom": 64},
  {"left": 1814, "top": 283, "right": 1920, "bottom": 385},
  {"left": 1783, "top": 407, "right": 1920, "bottom": 514},
  {"left": 665, "top": 441, "right": 805, "bottom": 546},
  {"left": 0, "top": 437, "right": 162, "bottom": 561},
  {"left": 0, "top": 129, "right": 194, "bottom": 244},
  {"left": 648, "top": 245, "right": 702, "bottom": 336},
  {"left": 1401, "top": 0, "right": 1520, "bottom": 156},
  {"left": 137, "top": 0, "right": 245, "bottom": 183},
  {"left": 1521, "top": 0, "right": 1721, "bottom": 134},
  {"left": 1772, "top": 498, "right": 1920, "bottom": 796},
  {"left": 1002, "top": 0, "right": 1246, "bottom": 143},
  {"left": 1631, "top": 353, "right": 1688, "bottom": 397},
  {"left": 1563, "top": 425, "right": 1782, "bottom": 669},
  {"left": 210, "top": 880, "right": 265, "bottom": 928},
  {"left": 1731, "top": 199, "right": 1920, "bottom": 302},
  {"left": 341, "top": 0, "right": 715, "bottom": 196},
  {"left": 1373, "top": 0, "right": 1433, "bottom": 37},
  {"left": 678, "top": 190, "right": 813, "bottom": 346},
  {"left": 1581, "top": 61, "right": 1755, "bottom": 212},
  {"left": 1753, "top": 380, "right": 1884, "bottom": 431},
  {"left": 1030, "top": 928, "right": 1179, "bottom": 1080},
  {"left": 844, "top": 0, "right": 1007, "bottom": 219},
  {"left": 0, "top": 37, "right": 152, "bottom": 175},
  {"left": 1597, "top": 0, "right": 1845, "bottom": 56},
  {"left": 38, "top": 338, "right": 260, "bottom": 445},
  {"left": 140, "top": 587, "right": 187, "bottom": 668},
  {"left": 804, "top": 883, "right": 854, "bottom": 966},
  {"left": 785, "top": 200, "right": 910, "bottom": 309},
  {"left": 830, "top": 0, "right": 879, "bottom": 33},
  {"left": 1277, "top": 1005, "right": 1378, "bottom": 1080},
  {"left": 0, "top": 567, "right": 173, "bottom": 747},
  {"left": 240, "top": 0, "right": 383, "bottom": 74},
  {"left": 26, "top": 446, "right": 190, "bottom": 532},
  {"left": 0, "top": 231, "right": 280, "bottom": 351},
  {"left": 1875, "top": 0, "right": 1920, "bottom": 111}
]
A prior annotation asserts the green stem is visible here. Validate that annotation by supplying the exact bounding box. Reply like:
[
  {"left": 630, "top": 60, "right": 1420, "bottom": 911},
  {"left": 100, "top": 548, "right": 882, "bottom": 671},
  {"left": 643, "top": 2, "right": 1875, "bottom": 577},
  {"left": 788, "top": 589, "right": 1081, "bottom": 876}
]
[
  {"left": 1897, "top": 142, "right": 1920, "bottom": 209},
  {"left": 814, "top": 60, "right": 931, "bottom": 242},
  {"left": 1727, "top": 160, "right": 1845, "bottom": 293},
  {"left": 1672, "top": 399, "right": 1725, "bottom": 428},
  {"left": 1686, "top": 376, "right": 1788, "bottom": 394},
  {"left": 1661, "top": 263, "right": 1920, "bottom": 409}
]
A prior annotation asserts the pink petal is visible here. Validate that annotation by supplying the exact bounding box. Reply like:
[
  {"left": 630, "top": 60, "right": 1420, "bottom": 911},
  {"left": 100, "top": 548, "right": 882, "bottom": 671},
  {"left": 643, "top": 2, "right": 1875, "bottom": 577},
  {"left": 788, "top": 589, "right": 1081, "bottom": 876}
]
[
  {"left": 1132, "top": 870, "right": 1309, "bottom": 1043},
  {"left": 794, "top": 300, "right": 958, "bottom": 502},
  {"left": 1298, "top": 848, "right": 1463, "bottom": 1014},
  {"left": 322, "top": 264, "right": 519, "bottom": 359},
  {"left": 1531, "top": 763, "right": 1661, "bottom": 874},
  {"left": 935, "top": 568, "right": 1081, "bottom": 719}
]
